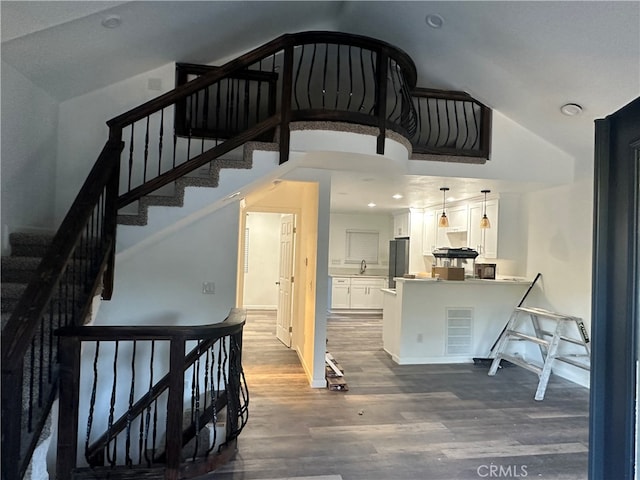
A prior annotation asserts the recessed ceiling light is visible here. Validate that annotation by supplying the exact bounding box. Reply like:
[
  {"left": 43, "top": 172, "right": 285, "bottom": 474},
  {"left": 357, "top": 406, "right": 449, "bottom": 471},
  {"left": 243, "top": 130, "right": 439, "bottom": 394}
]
[
  {"left": 367, "top": 202, "right": 376, "bottom": 208},
  {"left": 392, "top": 193, "right": 403, "bottom": 199},
  {"left": 425, "top": 13, "right": 444, "bottom": 29},
  {"left": 101, "top": 14, "right": 122, "bottom": 29},
  {"left": 560, "top": 103, "right": 583, "bottom": 116}
]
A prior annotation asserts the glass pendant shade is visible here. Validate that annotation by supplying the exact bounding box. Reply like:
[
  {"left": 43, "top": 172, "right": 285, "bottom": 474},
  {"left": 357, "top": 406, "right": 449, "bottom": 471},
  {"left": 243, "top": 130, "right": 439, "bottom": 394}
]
[
  {"left": 480, "top": 189, "right": 491, "bottom": 229},
  {"left": 438, "top": 187, "right": 450, "bottom": 228}
]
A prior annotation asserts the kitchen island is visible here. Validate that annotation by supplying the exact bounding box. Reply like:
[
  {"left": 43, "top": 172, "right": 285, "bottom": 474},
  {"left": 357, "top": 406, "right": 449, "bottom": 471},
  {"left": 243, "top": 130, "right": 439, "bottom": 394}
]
[{"left": 382, "top": 277, "right": 532, "bottom": 364}]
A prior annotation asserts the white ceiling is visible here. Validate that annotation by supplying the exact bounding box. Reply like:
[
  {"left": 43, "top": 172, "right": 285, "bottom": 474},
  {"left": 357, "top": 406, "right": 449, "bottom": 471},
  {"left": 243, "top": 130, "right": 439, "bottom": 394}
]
[{"left": 2, "top": 1, "right": 639, "bottom": 213}]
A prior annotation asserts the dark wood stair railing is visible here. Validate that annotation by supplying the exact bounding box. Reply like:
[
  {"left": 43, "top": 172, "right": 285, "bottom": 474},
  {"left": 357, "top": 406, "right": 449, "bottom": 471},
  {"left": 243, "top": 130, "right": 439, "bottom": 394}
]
[
  {"left": 1, "top": 139, "right": 123, "bottom": 480},
  {"left": 56, "top": 308, "right": 248, "bottom": 480}
]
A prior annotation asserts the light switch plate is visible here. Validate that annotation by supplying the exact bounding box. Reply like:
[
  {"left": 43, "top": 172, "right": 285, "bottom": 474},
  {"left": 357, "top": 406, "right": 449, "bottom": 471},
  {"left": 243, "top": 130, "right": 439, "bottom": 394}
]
[{"left": 202, "top": 282, "right": 215, "bottom": 294}]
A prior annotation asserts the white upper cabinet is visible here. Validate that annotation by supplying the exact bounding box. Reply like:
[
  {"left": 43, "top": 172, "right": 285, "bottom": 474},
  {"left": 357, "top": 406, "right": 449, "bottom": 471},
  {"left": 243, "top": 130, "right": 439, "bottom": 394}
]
[
  {"left": 468, "top": 199, "right": 499, "bottom": 258},
  {"left": 435, "top": 204, "right": 468, "bottom": 248},
  {"left": 422, "top": 209, "right": 437, "bottom": 255},
  {"left": 393, "top": 211, "right": 411, "bottom": 238}
]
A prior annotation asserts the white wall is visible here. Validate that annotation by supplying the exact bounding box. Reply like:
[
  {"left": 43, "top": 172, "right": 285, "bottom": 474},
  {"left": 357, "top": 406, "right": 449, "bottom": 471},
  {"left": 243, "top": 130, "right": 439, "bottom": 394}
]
[
  {"left": 523, "top": 176, "right": 593, "bottom": 387},
  {"left": 242, "top": 212, "right": 281, "bottom": 308},
  {"left": 328, "top": 212, "right": 393, "bottom": 275},
  {"left": 408, "top": 110, "right": 575, "bottom": 186},
  {"left": 1, "top": 61, "right": 60, "bottom": 251},
  {"left": 55, "top": 62, "right": 175, "bottom": 223},
  {"left": 96, "top": 201, "right": 240, "bottom": 327}
]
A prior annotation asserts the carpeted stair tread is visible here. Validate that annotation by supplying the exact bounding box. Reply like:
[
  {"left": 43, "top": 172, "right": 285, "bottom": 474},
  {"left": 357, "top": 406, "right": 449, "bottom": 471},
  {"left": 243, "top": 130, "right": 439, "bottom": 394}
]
[{"left": 1, "top": 256, "right": 42, "bottom": 283}]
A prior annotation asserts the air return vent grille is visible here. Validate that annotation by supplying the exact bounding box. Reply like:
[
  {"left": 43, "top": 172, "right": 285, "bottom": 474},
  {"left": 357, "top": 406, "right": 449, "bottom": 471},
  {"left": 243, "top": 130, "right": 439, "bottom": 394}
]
[{"left": 446, "top": 307, "right": 473, "bottom": 355}]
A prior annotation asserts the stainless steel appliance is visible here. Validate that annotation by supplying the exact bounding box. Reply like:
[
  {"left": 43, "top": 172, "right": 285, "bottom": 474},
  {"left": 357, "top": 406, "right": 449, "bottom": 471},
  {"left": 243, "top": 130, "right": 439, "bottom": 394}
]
[{"left": 388, "top": 238, "right": 410, "bottom": 288}]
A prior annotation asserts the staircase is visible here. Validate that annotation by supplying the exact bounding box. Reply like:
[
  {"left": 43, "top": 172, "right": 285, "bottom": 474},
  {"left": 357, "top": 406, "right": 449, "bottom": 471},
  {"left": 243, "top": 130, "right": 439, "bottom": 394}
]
[{"left": 2, "top": 31, "right": 492, "bottom": 480}]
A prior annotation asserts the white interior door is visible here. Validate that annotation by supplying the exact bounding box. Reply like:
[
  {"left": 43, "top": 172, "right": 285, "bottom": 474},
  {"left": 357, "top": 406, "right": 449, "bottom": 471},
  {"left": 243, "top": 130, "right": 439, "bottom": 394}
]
[{"left": 276, "top": 214, "right": 295, "bottom": 347}]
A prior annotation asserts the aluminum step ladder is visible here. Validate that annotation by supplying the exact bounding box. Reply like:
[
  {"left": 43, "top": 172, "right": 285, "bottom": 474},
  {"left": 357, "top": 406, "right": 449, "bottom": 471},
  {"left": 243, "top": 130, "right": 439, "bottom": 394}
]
[{"left": 488, "top": 306, "right": 590, "bottom": 400}]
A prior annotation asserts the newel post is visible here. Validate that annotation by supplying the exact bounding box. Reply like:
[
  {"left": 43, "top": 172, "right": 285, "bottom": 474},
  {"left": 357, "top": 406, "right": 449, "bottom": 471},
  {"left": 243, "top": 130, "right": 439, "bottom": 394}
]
[
  {"left": 102, "top": 129, "right": 123, "bottom": 300},
  {"left": 56, "top": 334, "right": 82, "bottom": 479},
  {"left": 165, "top": 337, "right": 186, "bottom": 480}
]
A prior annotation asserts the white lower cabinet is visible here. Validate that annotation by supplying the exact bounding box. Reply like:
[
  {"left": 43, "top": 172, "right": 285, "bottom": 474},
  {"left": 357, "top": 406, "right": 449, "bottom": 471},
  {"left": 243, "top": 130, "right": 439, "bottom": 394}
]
[{"left": 331, "top": 276, "right": 386, "bottom": 309}]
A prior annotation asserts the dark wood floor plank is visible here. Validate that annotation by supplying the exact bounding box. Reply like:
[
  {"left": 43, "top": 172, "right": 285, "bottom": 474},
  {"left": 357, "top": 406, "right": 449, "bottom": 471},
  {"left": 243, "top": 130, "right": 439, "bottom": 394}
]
[{"left": 204, "top": 310, "right": 588, "bottom": 480}]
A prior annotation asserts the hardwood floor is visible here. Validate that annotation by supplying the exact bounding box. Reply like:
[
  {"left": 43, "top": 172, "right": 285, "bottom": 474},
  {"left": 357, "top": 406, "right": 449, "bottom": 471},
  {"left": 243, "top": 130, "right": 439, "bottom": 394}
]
[{"left": 210, "top": 309, "right": 589, "bottom": 480}]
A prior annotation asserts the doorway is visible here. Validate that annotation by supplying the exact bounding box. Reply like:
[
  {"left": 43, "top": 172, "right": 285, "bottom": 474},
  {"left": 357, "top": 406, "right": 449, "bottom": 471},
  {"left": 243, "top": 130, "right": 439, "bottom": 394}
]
[{"left": 242, "top": 211, "right": 297, "bottom": 348}]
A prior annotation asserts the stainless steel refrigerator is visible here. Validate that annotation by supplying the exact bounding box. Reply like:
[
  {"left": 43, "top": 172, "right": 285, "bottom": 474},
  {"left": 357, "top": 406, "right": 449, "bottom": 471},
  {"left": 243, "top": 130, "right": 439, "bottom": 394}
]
[{"left": 388, "top": 238, "right": 410, "bottom": 288}]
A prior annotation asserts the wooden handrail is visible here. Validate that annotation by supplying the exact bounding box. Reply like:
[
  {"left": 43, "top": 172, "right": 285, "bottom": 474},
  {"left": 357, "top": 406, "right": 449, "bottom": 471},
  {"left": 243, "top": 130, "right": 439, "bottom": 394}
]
[{"left": 56, "top": 308, "right": 246, "bottom": 341}]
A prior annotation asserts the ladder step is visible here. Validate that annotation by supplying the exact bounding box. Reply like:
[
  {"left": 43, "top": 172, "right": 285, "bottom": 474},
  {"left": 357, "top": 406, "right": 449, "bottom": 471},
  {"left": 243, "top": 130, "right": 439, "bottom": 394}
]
[
  {"left": 556, "top": 355, "right": 590, "bottom": 370},
  {"left": 506, "top": 330, "right": 550, "bottom": 347},
  {"left": 498, "top": 354, "right": 543, "bottom": 376},
  {"left": 515, "top": 306, "right": 579, "bottom": 322}
]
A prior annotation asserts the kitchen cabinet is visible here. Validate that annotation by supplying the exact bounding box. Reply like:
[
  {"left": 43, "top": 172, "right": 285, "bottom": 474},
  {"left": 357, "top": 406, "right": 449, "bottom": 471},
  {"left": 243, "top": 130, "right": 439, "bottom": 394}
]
[
  {"left": 331, "top": 276, "right": 386, "bottom": 309},
  {"left": 393, "top": 212, "right": 411, "bottom": 238},
  {"left": 435, "top": 204, "right": 468, "bottom": 248},
  {"left": 468, "top": 199, "right": 499, "bottom": 258},
  {"left": 331, "top": 277, "right": 351, "bottom": 309},
  {"left": 422, "top": 209, "right": 437, "bottom": 255}
]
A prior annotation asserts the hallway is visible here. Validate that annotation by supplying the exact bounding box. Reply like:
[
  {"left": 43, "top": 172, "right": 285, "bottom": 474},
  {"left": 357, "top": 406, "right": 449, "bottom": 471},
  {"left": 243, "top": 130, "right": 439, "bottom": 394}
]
[{"left": 212, "top": 310, "right": 589, "bottom": 480}]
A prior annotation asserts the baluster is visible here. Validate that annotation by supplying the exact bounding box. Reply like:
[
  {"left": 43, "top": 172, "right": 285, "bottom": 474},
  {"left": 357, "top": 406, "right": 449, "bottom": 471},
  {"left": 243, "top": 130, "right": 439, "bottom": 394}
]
[
  {"left": 225, "top": 78, "right": 232, "bottom": 135},
  {"left": 307, "top": 44, "right": 316, "bottom": 108},
  {"left": 460, "top": 101, "right": 471, "bottom": 150},
  {"left": 47, "top": 309, "right": 54, "bottom": 382},
  {"left": 143, "top": 116, "right": 150, "bottom": 182},
  {"left": 243, "top": 77, "right": 250, "bottom": 131},
  {"left": 158, "top": 109, "right": 164, "bottom": 176},
  {"left": 106, "top": 341, "right": 119, "bottom": 466},
  {"left": 85, "top": 342, "right": 99, "bottom": 463},
  {"left": 125, "top": 340, "right": 137, "bottom": 466},
  {"left": 347, "top": 46, "right": 354, "bottom": 110},
  {"left": 172, "top": 132, "right": 177, "bottom": 169},
  {"left": 28, "top": 337, "right": 35, "bottom": 431},
  {"left": 358, "top": 47, "right": 367, "bottom": 112},
  {"left": 203, "top": 88, "right": 210, "bottom": 145},
  {"left": 322, "top": 43, "right": 329, "bottom": 109},
  {"left": 192, "top": 342, "right": 201, "bottom": 461},
  {"left": 152, "top": 398, "right": 159, "bottom": 461},
  {"left": 335, "top": 44, "right": 341, "bottom": 109},
  {"left": 215, "top": 81, "right": 221, "bottom": 145},
  {"left": 234, "top": 78, "right": 241, "bottom": 133},
  {"left": 143, "top": 340, "right": 155, "bottom": 466},
  {"left": 38, "top": 315, "right": 44, "bottom": 407},
  {"left": 256, "top": 60, "right": 264, "bottom": 124},
  {"left": 435, "top": 98, "right": 443, "bottom": 147},
  {"left": 472, "top": 102, "right": 481, "bottom": 149},
  {"left": 293, "top": 45, "right": 304, "bottom": 110},
  {"left": 207, "top": 344, "right": 218, "bottom": 455},
  {"left": 127, "top": 124, "right": 135, "bottom": 192},
  {"left": 444, "top": 100, "right": 453, "bottom": 147},
  {"left": 454, "top": 101, "right": 463, "bottom": 149}
]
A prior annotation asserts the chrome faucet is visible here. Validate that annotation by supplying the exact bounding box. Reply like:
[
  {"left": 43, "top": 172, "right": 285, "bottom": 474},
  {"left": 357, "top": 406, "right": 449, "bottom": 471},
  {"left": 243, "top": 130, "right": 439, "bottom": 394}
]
[{"left": 360, "top": 259, "right": 367, "bottom": 274}]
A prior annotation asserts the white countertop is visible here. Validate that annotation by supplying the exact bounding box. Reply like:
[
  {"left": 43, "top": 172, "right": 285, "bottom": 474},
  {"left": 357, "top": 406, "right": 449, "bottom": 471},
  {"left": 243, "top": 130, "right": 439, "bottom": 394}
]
[
  {"left": 394, "top": 277, "right": 531, "bottom": 285},
  {"left": 329, "top": 274, "right": 388, "bottom": 279}
]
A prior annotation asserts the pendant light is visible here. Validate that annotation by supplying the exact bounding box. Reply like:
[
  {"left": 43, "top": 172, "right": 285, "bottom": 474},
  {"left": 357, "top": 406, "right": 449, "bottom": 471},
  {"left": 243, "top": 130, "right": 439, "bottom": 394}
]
[
  {"left": 438, "top": 187, "right": 450, "bottom": 228},
  {"left": 480, "top": 189, "right": 491, "bottom": 229}
]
